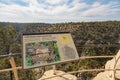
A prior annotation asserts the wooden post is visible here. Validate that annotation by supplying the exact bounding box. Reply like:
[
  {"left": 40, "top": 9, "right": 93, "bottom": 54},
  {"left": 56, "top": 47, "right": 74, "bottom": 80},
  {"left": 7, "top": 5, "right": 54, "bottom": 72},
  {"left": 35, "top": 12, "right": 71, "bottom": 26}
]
[
  {"left": 53, "top": 65, "right": 56, "bottom": 75},
  {"left": 9, "top": 57, "right": 19, "bottom": 80}
]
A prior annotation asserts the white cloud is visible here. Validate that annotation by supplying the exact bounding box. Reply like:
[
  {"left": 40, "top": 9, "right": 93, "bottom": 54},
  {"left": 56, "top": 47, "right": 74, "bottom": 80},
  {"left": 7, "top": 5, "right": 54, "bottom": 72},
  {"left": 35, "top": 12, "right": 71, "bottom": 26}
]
[
  {"left": 92, "top": 2, "right": 101, "bottom": 7},
  {"left": 45, "top": 0, "right": 63, "bottom": 4},
  {"left": 82, "top": 2, "right": 120, "bottom": 17},
  {"left": 0, "top": 0, "right": 120, "bottom": 23}
]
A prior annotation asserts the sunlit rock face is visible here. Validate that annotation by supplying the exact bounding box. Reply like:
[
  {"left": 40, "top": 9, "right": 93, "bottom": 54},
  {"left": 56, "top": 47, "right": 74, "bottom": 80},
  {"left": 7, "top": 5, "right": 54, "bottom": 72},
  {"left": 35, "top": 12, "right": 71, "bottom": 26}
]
[
  {"left": 38, "top": 70, "right": 77, "bottom": 80},
  {"left": 93, "top": 50, "right": 120, "bottom": 80}
]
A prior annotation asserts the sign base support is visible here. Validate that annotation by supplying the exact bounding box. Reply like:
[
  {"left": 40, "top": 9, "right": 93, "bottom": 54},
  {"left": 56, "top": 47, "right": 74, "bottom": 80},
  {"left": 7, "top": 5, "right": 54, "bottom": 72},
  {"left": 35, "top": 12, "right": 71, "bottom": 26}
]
[{"left": 53, "top": 65, "right": 56, "bottom": 75}]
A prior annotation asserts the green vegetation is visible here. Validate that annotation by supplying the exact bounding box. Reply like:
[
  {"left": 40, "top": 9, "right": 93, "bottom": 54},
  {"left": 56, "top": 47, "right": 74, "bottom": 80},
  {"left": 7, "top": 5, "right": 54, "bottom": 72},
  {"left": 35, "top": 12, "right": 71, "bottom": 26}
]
[{"left": 0, "top": 21, "right": 120, "bottom": 80}]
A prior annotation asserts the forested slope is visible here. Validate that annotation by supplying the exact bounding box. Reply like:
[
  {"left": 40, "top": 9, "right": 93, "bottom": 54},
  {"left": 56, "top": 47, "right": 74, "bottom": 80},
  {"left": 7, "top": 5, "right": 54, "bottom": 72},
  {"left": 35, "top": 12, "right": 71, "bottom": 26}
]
[{"left": 0, "top": 21, "right": 120, "bottom": 80}]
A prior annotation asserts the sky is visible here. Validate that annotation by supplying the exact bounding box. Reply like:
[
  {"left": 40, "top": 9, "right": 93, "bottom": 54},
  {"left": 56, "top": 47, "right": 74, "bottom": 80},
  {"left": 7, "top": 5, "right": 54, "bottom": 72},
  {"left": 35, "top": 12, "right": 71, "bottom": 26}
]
[{"left": 0, "top": 0, "right": 120, "bottom": 23}]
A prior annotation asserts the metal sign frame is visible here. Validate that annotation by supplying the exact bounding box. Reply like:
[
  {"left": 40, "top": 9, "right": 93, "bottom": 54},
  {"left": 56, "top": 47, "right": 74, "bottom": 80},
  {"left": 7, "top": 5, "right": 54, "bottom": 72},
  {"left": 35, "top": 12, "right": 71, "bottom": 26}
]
[{"left": 22, "top": 32, "right": 79, "bottom": 69}]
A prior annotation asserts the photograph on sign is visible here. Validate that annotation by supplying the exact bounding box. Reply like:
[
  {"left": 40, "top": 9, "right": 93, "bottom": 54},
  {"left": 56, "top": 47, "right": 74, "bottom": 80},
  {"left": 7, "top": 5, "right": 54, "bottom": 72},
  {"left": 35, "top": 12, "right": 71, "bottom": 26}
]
[{"left": 22, "top": 32, "right": 79, "bottom": 69}]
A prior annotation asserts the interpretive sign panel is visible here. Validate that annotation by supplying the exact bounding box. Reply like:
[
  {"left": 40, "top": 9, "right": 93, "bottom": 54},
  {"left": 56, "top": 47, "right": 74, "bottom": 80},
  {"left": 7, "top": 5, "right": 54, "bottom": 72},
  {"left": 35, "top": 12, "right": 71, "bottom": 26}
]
[{"left": 22, "top": 32, "right": 79, "bottom": 69}]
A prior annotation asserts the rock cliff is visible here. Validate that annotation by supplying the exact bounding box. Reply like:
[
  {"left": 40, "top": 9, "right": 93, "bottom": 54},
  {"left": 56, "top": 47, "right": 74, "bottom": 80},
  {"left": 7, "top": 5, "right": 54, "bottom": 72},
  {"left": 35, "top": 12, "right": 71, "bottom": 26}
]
[{"left": 93, "top": 50, "right": 120, "bottom": 80}]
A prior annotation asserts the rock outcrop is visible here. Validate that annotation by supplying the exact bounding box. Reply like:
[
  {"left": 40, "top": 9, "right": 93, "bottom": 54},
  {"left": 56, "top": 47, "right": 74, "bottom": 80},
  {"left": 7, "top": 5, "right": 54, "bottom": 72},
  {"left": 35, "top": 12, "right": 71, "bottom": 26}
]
[
  {"left": 38, "top": 70, "right": 77, "bottom": 80},
  {"left": 93, "top": 50, "right": 120, "bottom": 80}
]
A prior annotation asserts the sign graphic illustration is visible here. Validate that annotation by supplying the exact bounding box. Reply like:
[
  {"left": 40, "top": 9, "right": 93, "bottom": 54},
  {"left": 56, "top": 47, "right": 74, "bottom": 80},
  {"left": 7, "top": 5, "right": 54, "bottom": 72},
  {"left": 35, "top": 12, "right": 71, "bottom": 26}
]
[{"left": 22, "top": 32, "right": 79, "bottom": 69}]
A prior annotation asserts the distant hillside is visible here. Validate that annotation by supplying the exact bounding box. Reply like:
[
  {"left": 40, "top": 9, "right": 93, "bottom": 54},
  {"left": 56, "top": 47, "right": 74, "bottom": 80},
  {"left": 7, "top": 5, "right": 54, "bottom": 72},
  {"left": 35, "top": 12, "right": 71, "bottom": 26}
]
[
  {"left": 0, "top": 21, "right": 120, "bottom": 80},
  {"left": 0, "top": 21, "right": 120, "bottom": 46}
]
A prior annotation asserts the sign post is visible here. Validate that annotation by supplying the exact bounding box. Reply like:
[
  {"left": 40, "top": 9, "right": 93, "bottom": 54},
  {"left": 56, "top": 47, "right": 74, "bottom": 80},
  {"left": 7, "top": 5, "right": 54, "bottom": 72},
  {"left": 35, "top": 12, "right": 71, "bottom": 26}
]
[
  {"left": 53, "top": 65, "right": 56, "bottom": 75},
  {"left": 22, "top": 32, "right": 79, "bottom": 69}
]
